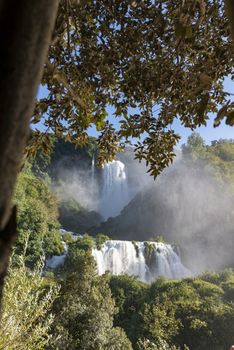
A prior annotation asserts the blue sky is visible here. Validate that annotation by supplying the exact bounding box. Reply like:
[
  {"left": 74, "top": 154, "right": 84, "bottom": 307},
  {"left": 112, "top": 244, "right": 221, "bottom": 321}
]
[
  {"left": 174, "top": 77, "right": 234, "bottom": 145},
  {"left": 38, "top": 76, "right": 234, "bottom": 147}
]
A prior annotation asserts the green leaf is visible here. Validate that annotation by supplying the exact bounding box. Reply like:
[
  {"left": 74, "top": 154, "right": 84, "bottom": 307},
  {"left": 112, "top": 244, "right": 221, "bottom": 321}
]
[
  {"left": 226, "top": 111, "right": 234, "bottom": 126},
  {"left": 175, "top": 22, "right": 192, "bottom": 38},
  {"left": 175, "top": 22, "right": 186, "bottom": 37},
  {"left": 96, "top": 120, "right": 105, "bottom": 131},
  {"left": 185, "top": 25, "right": 193, "bottom": 38},
  {"left": 214, "top": 105, "right": 227, "bottom": 128}
]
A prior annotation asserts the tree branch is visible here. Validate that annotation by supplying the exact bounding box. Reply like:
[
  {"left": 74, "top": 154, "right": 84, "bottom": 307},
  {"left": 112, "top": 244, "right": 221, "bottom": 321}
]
[{"left": 45, "top": 59, "right": 87, "bottom": 110}]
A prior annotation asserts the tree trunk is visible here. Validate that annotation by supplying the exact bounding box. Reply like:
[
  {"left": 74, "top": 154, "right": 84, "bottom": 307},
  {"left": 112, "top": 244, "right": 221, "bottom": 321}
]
[{"left": 0, "top": 0, "right": 59, "bottom": 307}]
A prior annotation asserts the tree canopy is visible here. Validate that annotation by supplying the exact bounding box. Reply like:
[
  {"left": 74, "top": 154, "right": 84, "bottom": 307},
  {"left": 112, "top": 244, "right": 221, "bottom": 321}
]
[{"left": 31, "top": 0, "right": 234, "bottom": 177}]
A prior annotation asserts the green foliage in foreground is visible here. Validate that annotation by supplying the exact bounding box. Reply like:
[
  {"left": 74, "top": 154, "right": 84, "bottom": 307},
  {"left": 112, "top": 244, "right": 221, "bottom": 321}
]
[
  {"left": 50, "top": 237, "right": 234, "bottom": 350},
  {"left": 0, "top": 257, "right": 58, "bottom": 349}
]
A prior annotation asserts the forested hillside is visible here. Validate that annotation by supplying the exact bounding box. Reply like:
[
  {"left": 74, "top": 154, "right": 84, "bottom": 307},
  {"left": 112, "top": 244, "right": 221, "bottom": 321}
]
[{"left": 14, "top": 162, "right": 64, "bottom": 267}]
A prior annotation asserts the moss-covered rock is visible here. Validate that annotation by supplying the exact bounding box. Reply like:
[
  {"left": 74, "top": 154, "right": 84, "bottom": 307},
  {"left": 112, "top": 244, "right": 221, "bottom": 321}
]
[
  {"left": 132, "top": 240, "right": 140, "bottom": 258},
  {"left": 144, "top": 242, "right": 156, "bottom": 268}
]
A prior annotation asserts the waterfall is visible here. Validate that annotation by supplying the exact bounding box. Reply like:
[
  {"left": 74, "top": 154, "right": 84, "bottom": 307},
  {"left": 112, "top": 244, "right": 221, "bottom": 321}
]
[
  {"left": 92, "top": 240, "right": 191, "bottom": 282},
  {"left": 100, "top": 160, "right": 129, "bottom": 219},
  {"left": 91, "top": 154, "right": 95, "bottom": 192},
  {"left": 45, "top": 235, "right": 191, "bottom": 282}
]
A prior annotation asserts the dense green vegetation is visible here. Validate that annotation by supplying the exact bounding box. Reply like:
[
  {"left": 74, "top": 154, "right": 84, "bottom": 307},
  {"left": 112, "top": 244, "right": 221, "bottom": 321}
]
[
  {"left": 0, "top": 256, "right": 58, "bottom": 349},
  {"left": 96, "top": 233, "right": 110, "bottom": 250},
  {"left": 53, "top": 240, "right": 234, "bottom": 350},
  {"left": 32, "top": 0, "right": 234, "bottom": 178},
  {"left": 14, "top": 163, "right": 64, "bottom": 268},
  {"left": 5, "top": 236, "right": 234, "bottom": 349},
  {"left": 182, "top": 133, "right": 234, "bottom": 191},
  {"left": 49, "top": 240, "right": 132, "bottom": 350},
  {"left": 107, "top": 262, "right": 234, "bottom": 350},
  {"left": 3, "top": 0, "right": 234, "bottom": 347},
  {"left": 31, "top": 136, "right": 98, "bottom": 180}
]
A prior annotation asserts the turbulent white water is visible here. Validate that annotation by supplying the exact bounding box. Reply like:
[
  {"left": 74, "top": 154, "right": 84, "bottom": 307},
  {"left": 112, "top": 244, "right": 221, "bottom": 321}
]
[
  {"left": 46, "top": 233, "right": 190, "bottom": 282},
  {"left": 90, "top": 154, "right": 96, "bottom": 194},
  {"left": 91, "top": 155, "right": 95, "bottom": 183},
  {"left": 92, "top": 240, "right": 190, "bottom": 282},
  {"left": 100, "top": 160, "right": 130, "bottom": 219}
]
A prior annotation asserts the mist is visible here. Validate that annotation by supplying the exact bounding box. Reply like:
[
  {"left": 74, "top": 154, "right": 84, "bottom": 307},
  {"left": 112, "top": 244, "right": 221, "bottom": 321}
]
[
  {"left": 53, "top": 167, "right": 100, "bottom": 212},
  {"left": 150, "top": 160, "right": 234, "bottom": 274}
]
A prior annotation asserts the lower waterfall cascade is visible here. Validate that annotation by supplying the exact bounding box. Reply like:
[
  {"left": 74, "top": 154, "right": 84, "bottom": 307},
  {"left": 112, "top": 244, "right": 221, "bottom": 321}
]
[
  {"left": 92, "top": 240, "right": 191, "bottom": 283},
  {"left": 45, "top": 233, "right": 191, "bottom": 282}
]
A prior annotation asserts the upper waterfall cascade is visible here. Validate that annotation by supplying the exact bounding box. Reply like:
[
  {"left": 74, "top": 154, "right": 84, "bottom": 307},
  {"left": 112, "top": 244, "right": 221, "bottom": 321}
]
[
  {"left": 91, "top": 155, "right": 95, "bottom": 193},
  {"left": 92, "top": 240, "right": 191, "bottom": 283},
  {"left": 100, "top": 160, "right": 130, "bottom": 219}
]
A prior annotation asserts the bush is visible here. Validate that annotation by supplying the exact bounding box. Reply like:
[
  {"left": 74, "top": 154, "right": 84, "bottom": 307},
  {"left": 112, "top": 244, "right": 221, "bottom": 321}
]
[
  {"left": 96, "top": 233, "right": 110, "bottom": 250},
  {"left": 63, "top": 231, "right": 73, "bottom": 243},
  {"left": 148, "top": 236, "right": 167, "bottom": 243},
  {"left": 136, "top": 338, "right": 189, "bottom": 350},
  {"left": 0, "top": 256, "right": 59, "bottom": 349}
]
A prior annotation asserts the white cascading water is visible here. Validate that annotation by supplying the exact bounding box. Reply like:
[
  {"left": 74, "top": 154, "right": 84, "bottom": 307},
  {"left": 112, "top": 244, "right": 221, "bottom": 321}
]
[
  {"left": 91, "top": 154, "right": 95, "bottom": 193},
  {"left": 100, "top": 160, "right": 129, "bottom": 219},
  {"left": 92, "top": 240, "right": 191, "bottom": 283}
]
